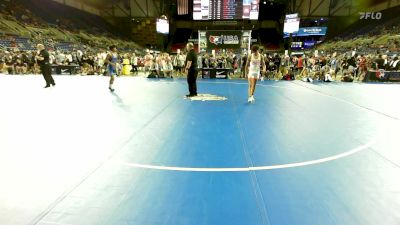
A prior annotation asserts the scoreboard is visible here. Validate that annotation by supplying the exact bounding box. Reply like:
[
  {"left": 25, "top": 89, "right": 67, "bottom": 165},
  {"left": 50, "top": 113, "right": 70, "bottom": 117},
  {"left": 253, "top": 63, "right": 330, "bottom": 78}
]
[{"left": 193, "top": 0, "right": 259, "bottom": 20}]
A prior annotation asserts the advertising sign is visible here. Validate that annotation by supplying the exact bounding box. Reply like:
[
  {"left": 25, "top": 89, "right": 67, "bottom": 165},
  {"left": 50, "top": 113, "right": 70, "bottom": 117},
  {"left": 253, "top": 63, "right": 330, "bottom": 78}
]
[
  {"left": 303, "top": 41, "right": 316, "bottom": 48},
  {"left": 298, "top": 27, "right": 327, "bottom": 36},
  {"left": 206, "top": 31, "right": 242, "bottom": 48},
  {"left": 199, "top": 30, "right": 250, "bottom": 54},
  {"left": 284, "top": 27, "right": 327, "bottom": 38}
]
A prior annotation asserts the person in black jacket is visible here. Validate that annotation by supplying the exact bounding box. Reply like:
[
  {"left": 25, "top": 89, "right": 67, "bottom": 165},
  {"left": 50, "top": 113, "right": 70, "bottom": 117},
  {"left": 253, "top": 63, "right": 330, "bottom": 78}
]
[
  {"left": 184, "top": 42, "right": 198, "bottom": 97},
  {"left": 36, "top": 44, "right": 55, "bottom": 88},
  {"left": 374, "top": 54, "right": 385, "bottom": 70}
]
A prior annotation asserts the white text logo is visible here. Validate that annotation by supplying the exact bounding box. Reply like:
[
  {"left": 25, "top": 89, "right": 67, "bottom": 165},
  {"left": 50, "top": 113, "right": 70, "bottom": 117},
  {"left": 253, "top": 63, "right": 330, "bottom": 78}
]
[{"left": 359, "top": 12, "right": 382, "bottom": 19}]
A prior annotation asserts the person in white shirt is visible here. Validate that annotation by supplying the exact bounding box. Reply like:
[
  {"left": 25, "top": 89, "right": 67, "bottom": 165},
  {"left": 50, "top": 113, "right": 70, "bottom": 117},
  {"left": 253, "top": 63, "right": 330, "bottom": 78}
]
[
  {"left": 55, "top": 51, "right": 64, "bottom": 65},
  {"left": 392, "top": 56, "right": 399, "bottom": 71},
  {"left": 77, "top": 50, "right": 83, "bottom": 63},
  {"left": 177, "top": 52, "right": 185, "bottom": 75},
  {"left": 144, "top": 50, "right": 154, "bottom": 74},
  {"left": 163, "top": 53, "right": 174, "bottom": 78},
  {"left": 49, "top": 51, "right": 55, "bottom": 64},
  {"left": 66, "top": 53, "right": 73, "bottom": 64},
  {"left": 245, "top": 45, "right": 266, "bottom": 103},
  {"left": 130, "top": 53, "right": 138, "bottom": 73}
]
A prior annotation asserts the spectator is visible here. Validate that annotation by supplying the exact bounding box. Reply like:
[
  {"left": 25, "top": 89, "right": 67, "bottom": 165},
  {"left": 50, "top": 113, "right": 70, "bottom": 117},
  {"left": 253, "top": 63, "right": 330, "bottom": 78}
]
[{"left": 374, "top": 54, "right": 385, "bottom": 70}]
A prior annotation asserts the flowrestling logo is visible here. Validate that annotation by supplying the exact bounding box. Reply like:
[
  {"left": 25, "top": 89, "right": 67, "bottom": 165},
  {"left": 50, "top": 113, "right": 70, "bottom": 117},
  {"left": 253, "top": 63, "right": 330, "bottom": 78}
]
[
  {"left": 359, "top": 12, "right": 382, "bottom": 19},
  {"left": 209, "top": 35, "right": 239, "bottom": 45}
]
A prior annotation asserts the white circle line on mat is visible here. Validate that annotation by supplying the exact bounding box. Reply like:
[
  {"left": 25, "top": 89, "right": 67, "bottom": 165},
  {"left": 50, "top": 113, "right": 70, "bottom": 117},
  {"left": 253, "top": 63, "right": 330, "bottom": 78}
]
[{"left": 111, "top": 138, "right": 376, "bottom": 172}]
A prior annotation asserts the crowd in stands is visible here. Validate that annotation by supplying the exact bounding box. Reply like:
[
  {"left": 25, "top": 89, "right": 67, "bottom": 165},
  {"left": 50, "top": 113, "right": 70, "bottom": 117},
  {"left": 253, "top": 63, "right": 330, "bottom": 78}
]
[
  {"left": 287, "top": 6, "right": 400, "bottom": 82},
  {"left": 257, "top": 51, "right": 400, "bottom": 82},
  {"left": 0, "top": 48, "right": 191, "bottom": 77},
  {"left": 199, "top": 52, "right": 239, "bottom": 70},
  {"left": 0, "top": 0, "right": 139, "bottom": 52},
  {"left": 2, "top": 45, "right": 400, "bottom": 83},
  {"left": 318, "top": 6, "right": 400, "bottom": 56},
  {"left": 0, "top": 0, "right": 146, "bottom": 75},
  {"left": 0, "top": 48, "right": 131, "bottom": 75}
]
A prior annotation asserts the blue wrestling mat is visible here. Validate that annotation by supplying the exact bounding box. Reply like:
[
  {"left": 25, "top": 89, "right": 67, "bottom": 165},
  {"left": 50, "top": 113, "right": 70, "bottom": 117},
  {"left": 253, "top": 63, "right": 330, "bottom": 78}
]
[{"left": 0, "top": 75, "right": 399, "bottom": 225}]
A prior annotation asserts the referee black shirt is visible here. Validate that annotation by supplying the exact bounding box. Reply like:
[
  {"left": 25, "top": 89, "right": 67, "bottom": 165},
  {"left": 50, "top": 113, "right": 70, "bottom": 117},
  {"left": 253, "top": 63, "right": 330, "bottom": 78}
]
[
  {"left": 38, "top": 49, "right": 50, "bottom": 67},
  {"left": 186, "top": 49, "right": 197, "bottom": 70}
]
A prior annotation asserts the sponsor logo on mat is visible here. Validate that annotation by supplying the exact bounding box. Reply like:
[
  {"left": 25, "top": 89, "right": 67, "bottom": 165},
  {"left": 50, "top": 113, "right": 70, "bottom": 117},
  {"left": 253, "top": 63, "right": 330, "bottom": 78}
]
[{"left": 184, "top": 94, "right": 227, "bottom": 101}]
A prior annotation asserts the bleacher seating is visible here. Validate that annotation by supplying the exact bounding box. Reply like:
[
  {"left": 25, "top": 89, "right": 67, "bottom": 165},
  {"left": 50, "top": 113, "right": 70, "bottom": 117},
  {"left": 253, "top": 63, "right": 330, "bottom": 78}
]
[
  {"left": 0, "top": 0, "right": 139, "bottom": 52},
  {"left": 317, "top": 5, "right": 400, "bottom": 54},
  {"left": 55, "top": 42, "right": 75, "bottom": 51}
]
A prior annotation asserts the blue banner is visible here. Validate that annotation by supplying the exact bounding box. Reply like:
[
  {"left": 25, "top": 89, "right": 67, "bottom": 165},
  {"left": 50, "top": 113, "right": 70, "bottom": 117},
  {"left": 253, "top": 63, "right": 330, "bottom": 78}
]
[
  {"left": 303, "top": 41, "right": 316, "bottom": 48},
  {"left": 298, "top": 27, "right": 327, "bottom": 36},
  {"left": 284, "top": 27, "right": 327, "bottom": 38}
]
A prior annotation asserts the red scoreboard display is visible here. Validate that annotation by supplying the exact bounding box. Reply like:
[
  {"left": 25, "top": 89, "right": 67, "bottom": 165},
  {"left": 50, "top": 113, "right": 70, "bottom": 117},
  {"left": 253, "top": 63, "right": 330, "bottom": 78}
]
[{"left": 193, "top": 0, "right": 259, "bottom": 20}]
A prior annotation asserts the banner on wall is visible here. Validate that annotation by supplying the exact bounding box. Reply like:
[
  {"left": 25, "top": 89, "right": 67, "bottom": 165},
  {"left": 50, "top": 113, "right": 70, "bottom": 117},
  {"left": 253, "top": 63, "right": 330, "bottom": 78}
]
[
  {"left": 303, "top": 41, "right": 316, "bottom": 48},
  {"left": 299, "top": 27, "right": 327, "bottom": 36},
  {"left": 284, "top": 27, "right": 327, "bottom": 38},
  {"left": 291, "top": 42, "right": 302, "bottom": 49},
  {"left": 206, "top": 31, "right": 242, "bottom": 48},
  {"left": 199, "top": 30, "right": 251, "bottom": 54}
]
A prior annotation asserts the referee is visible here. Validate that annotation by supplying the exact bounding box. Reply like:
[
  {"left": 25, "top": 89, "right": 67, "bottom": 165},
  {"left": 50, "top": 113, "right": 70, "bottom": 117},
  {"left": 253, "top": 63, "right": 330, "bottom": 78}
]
[
  {"left": 36, "top": 44, "right": 55, "bottom": 88},
  {"left": 184, "top": 42, "right": 198, "bottom": 97}
]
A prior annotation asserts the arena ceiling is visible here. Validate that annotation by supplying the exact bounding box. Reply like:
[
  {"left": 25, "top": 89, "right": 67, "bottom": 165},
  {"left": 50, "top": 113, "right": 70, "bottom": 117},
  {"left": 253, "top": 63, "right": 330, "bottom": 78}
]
[
  {"left": 288, "top": 0, "right": 399, "bottom": 17},
  {"left": 76, "top": 0, "right": 169, "bottom": 18},
  {"left": 79, "top": 0, "right": 117, "bottom": 8},
  {"left": 64, "top": 0, "right": 399, "bottom": 18}
]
